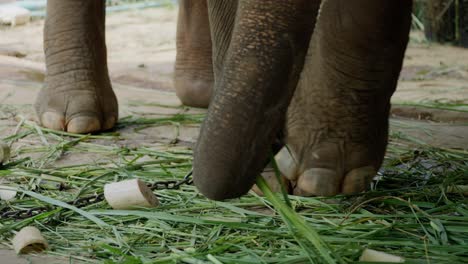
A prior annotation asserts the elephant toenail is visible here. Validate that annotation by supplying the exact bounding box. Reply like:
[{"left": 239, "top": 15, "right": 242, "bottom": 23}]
[
  {"left": 103, "top": 116, "right": 117, "bottom": 131},
  {"left": 297, "top": 168, "right": 341, "bottom": 196},
  {"left": 41, "top": 112, "right": 66, "bottom": 131},
  {"left": 342, "top": 166, "right": 376, "bottom": 194},
  {"left": 67, "top": 116, "right": 101, "bottom": 134},
  {"left": 274, "top": 146, "right": 298, "bottom": 180}
]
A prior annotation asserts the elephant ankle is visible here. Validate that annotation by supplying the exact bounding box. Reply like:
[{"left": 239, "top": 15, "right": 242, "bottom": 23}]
[{"left": 174, "top": 76, "right": 213, "bottom": 108}]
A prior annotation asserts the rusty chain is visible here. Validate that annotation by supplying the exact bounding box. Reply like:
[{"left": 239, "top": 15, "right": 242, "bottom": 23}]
[{"left": 0, "top": 170, "right": 193, "bottom": 220}]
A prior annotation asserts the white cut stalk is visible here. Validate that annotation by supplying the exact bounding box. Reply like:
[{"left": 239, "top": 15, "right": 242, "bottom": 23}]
[
  {"left": 12, "top": 226, "right": 48, "bottom": 254},
  {"left": 0, "top": 142, "right": 10, "bottom": 164},
  {"left": 274, "top": 146, "right": 298, "bottom": 180},
  {"left": 0, "top": 185, "right": 17, "bottom": 201},
  {"left": 104, "top": 179, "right": 159, "bottom": 210},
  {"left": 447, "top": 185, "right": 468, "bottom": 195},
  {"left": 359, "top": 249, "right": 405, "bottom": 263},
  {"left": 251, "top": 171, "right": 289, "bottom": 196}
]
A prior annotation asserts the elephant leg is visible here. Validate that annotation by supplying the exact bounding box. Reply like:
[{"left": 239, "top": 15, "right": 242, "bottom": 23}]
[
  {"left": 174, "top": 0, "right": 214, "bottom": 108},
  {"left": 283, "top": 0, "right": 412, "bottom": 196},
  {"left": 206, "top": 0, "right": 238, "bottom": 82},
  {"left": 193, "top": 0, "right": 319, "bottom": 200},
  {"left": 34, "top": 0, "right": 117, "bottom": 133}
]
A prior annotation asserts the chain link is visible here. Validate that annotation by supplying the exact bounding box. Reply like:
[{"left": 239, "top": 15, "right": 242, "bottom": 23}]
[{"left": 0, "top": 170, "right": 193, "bottom": 220}]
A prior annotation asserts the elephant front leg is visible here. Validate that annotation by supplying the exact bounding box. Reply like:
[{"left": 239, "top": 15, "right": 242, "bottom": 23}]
[
  {"left": 34, "top": 0, "right": 117, "bottom": 133},
  {"left": 282, "top": 0, "right": 413, "bottom": 196},
  {"left": 174, "top": 0, "right": 214, "bottom": 108}
]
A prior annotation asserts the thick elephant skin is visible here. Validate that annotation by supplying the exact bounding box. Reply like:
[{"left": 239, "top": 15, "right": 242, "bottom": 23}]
[{"left": 35, "top": 0, "right": 413, "bottom": 200}]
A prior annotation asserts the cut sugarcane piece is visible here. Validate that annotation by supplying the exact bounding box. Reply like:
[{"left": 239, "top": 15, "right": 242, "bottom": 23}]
[
  {"left": 0, "top": 185, "right": 17, "bottom": 201},
  {"left": 104, "top": 179, "right": 159, "bottom": 209},
  {"left": 0, "top": 142, "right": 10, "bottom": 164},
  {"left": 12, "top": 226, "right": 48, "bottom": 254},
  {"left": 252, "top": 171, "right": 290, "bottom": 196},
  {"left": 447, "top": 185, "right": 468, "bottom": 195},
  {"left": 274, "top": 146, "right": 298, "bottom": 180},
  {"left": 359, "top": 249, "right": 405, "bottom": 263}
]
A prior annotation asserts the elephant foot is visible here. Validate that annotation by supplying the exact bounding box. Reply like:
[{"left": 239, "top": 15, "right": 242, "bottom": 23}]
[
  {"left": 34, "top": 84, "right": 118, "bottom": 134},
  {"left": 174, "top": 76, "right": 213, "bottom": 108},
  {"left": 280, "top": 53, "right": 392, "bottom": 196},
  {"left": 174, "top": 0, "right": 214, "bottom": 108},
  {"left": 35, "top": 1, "right": 118, "bottom": 134},
  {"left": 256, "top": 141, "right": 379, "bottom": 196},
  {"left": 275, "top": 141, "right": 380, "bottom": 196},
  {"left": 276, "top": 0, "right": 412, "bottom": 197},
  {"left": 279, "top": 55, "right": 392, "bottom": 196}
]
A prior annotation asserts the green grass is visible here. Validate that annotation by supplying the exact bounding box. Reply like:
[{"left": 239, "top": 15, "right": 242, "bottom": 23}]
[
  {"left": 393, "top": 101, "right": 468, "bottom": 113},
  {"left": 0, "top": 113, "right": 467, "bottom": 263}
]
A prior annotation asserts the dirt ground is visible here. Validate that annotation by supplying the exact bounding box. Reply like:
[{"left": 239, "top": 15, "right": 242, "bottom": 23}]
[{"left": 0, "top": 6, "right": 467, "bottom": 264}]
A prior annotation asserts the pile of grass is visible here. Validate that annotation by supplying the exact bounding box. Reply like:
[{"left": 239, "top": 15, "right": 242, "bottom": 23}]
[{"left": 0, "top": 113, "right": 467, "bottom": 263}]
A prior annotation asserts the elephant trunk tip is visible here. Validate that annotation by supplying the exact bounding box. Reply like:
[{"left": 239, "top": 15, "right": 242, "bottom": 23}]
[{"left": 192, "top": 163, "right": 255, "bottom": 201}]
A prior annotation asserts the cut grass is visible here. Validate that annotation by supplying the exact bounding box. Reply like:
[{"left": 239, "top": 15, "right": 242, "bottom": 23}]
[
  {"left": 392, "top": 100, "right": 468, "bottom": 113},
  {"left": 0, "top": 113, "right": 467, "bottom": 263}
]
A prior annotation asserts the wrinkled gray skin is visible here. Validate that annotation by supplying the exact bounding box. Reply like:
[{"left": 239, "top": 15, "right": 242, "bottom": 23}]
[
  {"left": 35, "top": 0, "right": 213, "bottom": 132},
  {"left": 193, "top": 0, "right": 412, "bottom": 200},
  {"left": 34, "top": 0, "right": 413, "bottom": 200}
]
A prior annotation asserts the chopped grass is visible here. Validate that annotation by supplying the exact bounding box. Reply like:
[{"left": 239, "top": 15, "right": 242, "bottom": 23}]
[
  {"left": 393, "top": 101, "right": 468, "bottom": 113},
  {"left": 0, "top": 113, "right": 467, "bottom": 263}
]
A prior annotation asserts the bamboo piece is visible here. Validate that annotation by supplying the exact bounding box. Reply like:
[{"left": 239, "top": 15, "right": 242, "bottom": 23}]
[
  {"left": 104, "top": 179, "right": 159, "bottom": 209},
  {"left": 0, "top": 185, "right": 17, "bottom": 201},
  {"left": 359, "top": 249, "right": 405, "bottom": 263},
  {"left": 274, "top": 147, "right": 298, "bottom": 180},
  {"left": 252, "top": 171, "right": 290, "bottom": 196},
  {"left": 12, "top": 226, "right": 48, "bottom": 254},
  {"left": 447, "top": 185, "right": 468, "bottom": 195}
]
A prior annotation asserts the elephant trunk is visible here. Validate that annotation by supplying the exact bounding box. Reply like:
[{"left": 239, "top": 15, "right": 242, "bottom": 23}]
[{"left": 193, "top": 0, "right": 320, "bottom": 200}]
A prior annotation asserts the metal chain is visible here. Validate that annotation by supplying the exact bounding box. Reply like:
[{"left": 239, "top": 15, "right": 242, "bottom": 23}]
[{"left": 0, "top": 170, "right": 193, "bottom": 220}]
